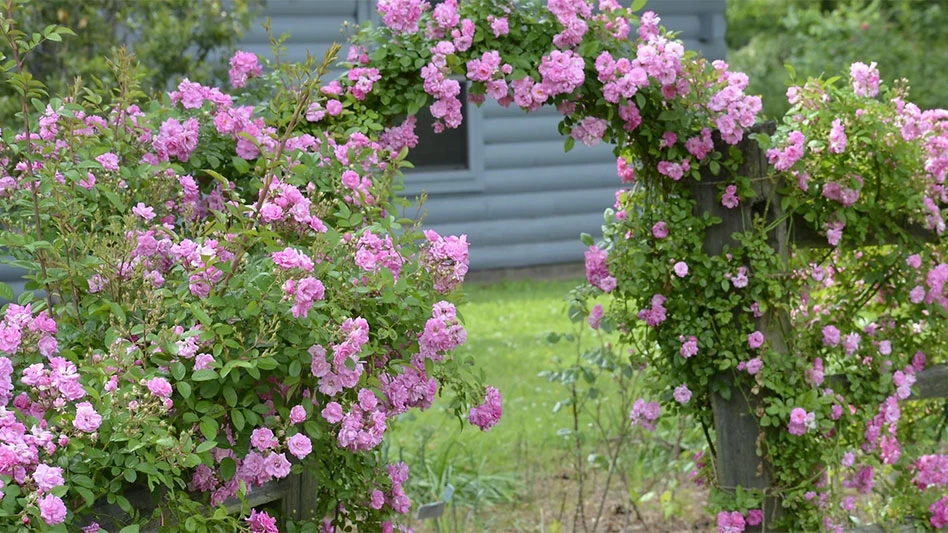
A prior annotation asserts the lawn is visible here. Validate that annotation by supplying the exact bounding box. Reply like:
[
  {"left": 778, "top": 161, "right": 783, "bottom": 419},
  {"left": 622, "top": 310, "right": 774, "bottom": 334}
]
[{"left": 387, "top": 278, "right": 707, "bottom": 532}]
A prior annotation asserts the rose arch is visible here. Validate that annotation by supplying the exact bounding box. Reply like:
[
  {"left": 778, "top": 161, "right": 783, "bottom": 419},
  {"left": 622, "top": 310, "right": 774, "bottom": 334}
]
[{"left": 316, "top": 0, "right": 948, "bottom": 530}]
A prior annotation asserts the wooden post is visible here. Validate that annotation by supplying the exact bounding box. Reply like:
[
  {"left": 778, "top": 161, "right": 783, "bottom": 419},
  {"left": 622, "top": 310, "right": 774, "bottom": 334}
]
[{"left": 690, "top": 122, "right": 785, "bottom": 530}]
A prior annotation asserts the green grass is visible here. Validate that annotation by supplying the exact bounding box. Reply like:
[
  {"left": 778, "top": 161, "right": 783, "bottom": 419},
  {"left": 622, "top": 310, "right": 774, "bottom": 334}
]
[
  {"left": 389, "top": 278, "right": 583, "bottom": 471},
  {"left": 385, "top": 278, "right": 707, "bottom": 532}
]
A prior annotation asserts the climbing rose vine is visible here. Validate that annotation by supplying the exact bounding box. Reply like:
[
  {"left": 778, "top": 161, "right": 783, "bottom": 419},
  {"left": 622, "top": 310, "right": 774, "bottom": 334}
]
[{"left": 327, "top": 0, "right": 948, "bottom": 530}]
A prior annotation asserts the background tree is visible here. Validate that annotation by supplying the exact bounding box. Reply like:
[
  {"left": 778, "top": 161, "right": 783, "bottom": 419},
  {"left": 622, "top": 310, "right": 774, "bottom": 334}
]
[
  {"left": 0, "top": 0, "right": 263, "bottom": 115},
  {"left": 727, "top": 0, "right": 948, "bottom": 118}
]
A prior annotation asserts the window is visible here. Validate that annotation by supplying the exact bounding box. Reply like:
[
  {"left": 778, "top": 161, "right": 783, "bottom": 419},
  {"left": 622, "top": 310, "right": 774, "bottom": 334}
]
[{"left": 399, "top": 79, "right": 485, "bottom": 195}]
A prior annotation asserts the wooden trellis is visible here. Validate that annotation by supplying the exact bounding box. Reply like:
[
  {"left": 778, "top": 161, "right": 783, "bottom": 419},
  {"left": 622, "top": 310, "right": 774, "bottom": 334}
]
[
  {"left": 86, "top": 471, "right": 320, "bottom": 531},
  {"left": 692, "top": 124, "right": 948, "bottom": 531}
]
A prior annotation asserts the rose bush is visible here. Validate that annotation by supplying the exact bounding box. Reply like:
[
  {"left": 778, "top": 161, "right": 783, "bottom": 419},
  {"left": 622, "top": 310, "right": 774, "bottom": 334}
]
[{"left": 0, "top": 3, "right": 498, "bottom": 531}]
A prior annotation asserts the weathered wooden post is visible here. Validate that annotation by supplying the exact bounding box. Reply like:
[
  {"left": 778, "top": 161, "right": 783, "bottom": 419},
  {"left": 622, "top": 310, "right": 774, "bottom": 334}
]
[
  {"left": 689, "top": 122, "right": 948, "bottom": 531},
  {"left": 690, "top": 122, "right": 785, "bottom": 530}
]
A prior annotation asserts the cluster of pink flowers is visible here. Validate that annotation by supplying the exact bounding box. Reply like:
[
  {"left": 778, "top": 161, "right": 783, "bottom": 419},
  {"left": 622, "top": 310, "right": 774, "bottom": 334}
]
[
  {"left": 420, "top": 229, "right": 469, "bottom": 293},
  {"left": 321, "top": 389, "right": 387, "bottom": 451},
  {"left": 913, "top": 454, "right": 948, "bottom": 490},
  {"left": 468, "top": 386, "right": 503, "bottom": 430},
  {"left": 488, "top": 15, "right": 509, "bottom": 38},
  {"left": 310, "top": 319, "right": 370, "bottom": 397},
  {"left": 418, "top": 301, "right": 467, "bottom": 361},
  {"left": 192, "top": 445, "right": 293, "bottom": 506},
  {"left": 787, "top": 407, "right": 815, "bottom": 436},
  {"left": 715, "top": 509, "right": 763, "bottom": 533},
  {"left": 926, "top": 263, "right": 948, "bottom": 312},
  {"left": 152, "top": 117, "right": 199, "bottom": 162},
  {"left": 272, "top": 247, "right": 315, "bottom": 272},
  {"left": 245, "top": 509, "right": 278, "bottom": 533},
  {"left": 828, "top": 119, "right": 848, "bottom": 154},
  {"left": 685, "top": 128, "right": 715, "bottom": 160},
  {"left": 849, "top": 61, "right": 880, "bottom": 98},
  {"left": 377, "top": 0, "right": 428, "bottom": 34},
  {"left": 617, "top": 155, "right": 636, "bottom": 182},
  {"left": 679, "top": 335, "right": 698, "bottom": 359},
  {"left": 168, "top": 79, "right": 233, "bottom": 110},
  {"left": 737, "top": 357, "right": 763, "bottom": 375},
  {"left": 588, "top": 303, "right": 604, "bottom": 329},
  {"left": 340, "top": 169, "right": 376, "bottom": 207},
  {"left": 547, "top": 0, "right": 592, "bottom": 48},
  {"left": 380, "top": 362, "right": 438, "bottom": 415},
  {"left": 539, "top": 50, "right": 586, "bottom": 97},
  {"left": 378, "top": 116, "right": 419, "bottom": 155},
  {"left": 708, "top": 60, "right": 761, "bottom": 144},
  {"left": 466, "top": 50, "right": 503, "bottom": 83},
  {"left": 637, "top": 294, "right": 667, "bottom": 327},
  {"left": 229, "top": 51, "right": 263, "bottom": 89},
  {"left": 673, "top": 384, "right": 691, "bottom": 404},
  {"left": 584, "top": 245, "right": 617, "bottom": 292},
  {"left": 421, "top": 41, "right": 464, "bottom": 131},
  {"left": 594, "top": 50, "right": 648, "bottom": 105},
  {"left": 629, "top": 399, "right": 661, "bottom": 431},
  {"left": 767, "top": 130, "right": 805, "bottom": 172},
  {"left": 282, "top": 275, "right": 326, "bottom": 319},
  {"left": 385, "top": 462, "right": 412, "bottom": 514},
  {"left": 822, "top": 177, "right": 861, "bottom": 207},
  {"left": 570, "top": 117, "right": 608, "bottom": 147},
  {"left": 657, "top": 158, "right": 690, "bottom": 181},
  {"left": 721, "top": 185, "right": 740, "bottom": 209},
  {"left": 355, "top": 231, "right": 403, "bottom": 280},
  {"left": 931, "top": 496, "right": 948, "bottom": 529},
  {"left": 426, "top": 0, "right": 458, "bottom": 38},
  {"left": 716, "top": 510, "right": 745, "bottom": 533},
  {"left": 0, "top": 306, "right": 112, "bottom": 525},
  {"left": 347, "top": 67, "right": 382, "bottom": 101}
]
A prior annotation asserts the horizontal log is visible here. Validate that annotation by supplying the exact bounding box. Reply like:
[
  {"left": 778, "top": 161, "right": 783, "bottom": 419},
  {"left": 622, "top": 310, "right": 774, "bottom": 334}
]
[
  {"left": 848, "top": 524, "right": 916, "bottom": 532},
  {"left": 789, "top": 213, "right": 938, "bottom": 248},
  {"left": 826, "top": 364, "right": 948, "bottom": 401},
  {"left": 82, "top": 476, "right": 298, "bottom": 532}
]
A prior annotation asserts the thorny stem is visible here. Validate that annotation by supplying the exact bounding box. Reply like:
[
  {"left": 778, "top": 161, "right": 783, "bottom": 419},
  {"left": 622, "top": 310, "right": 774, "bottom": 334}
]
[
  {"left": 569, "top": 324, "right": 588, "bottom": 532},
  {"left": 4, "top": 0, "right": 55, "bottom": 315},
  {"left": 215, "top": 45, "right": 338, "bottom": 296}
]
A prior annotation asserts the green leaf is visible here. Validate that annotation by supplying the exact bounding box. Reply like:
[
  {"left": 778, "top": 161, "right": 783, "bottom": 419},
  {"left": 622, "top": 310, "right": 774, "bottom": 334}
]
[
  {"left": 0, "top": 282, "right": 13, "bottom": 301},
  {"left": 75, "top": 486, "right": 95, "bottom": 506},
  {"left": 256, "top": 357, "right": 278, "bottom": 371},
  {"left": 220, "top": 457, "right": 237, "bottom": 481},
  {"left": 102, "top": 191, "right": 125, "bottom": 211},
  {"left": 196, "top": 440, "right": 218, "bottom": 454},
  {"left": 223, "top": 386, "right": 237, "bottom": 407},
  {"left": 232, "top": 409, "right": 246, "bottom": 431},
  {"left": 119, "top": 525, "right": 140, "bottom": 533},
  {"left": 630, "top": 0, "right": 647, "bottom": 11},
  {"left": 564, "top": 136, "right": 575, "bottom": 153},
  {"left": 177, "top": 381, "right": 192, "bottom": 399},
  {"left": 191, "top": 369, "right": 219, "bottom": 382},
  {"left": 170, "top": 362, "right": 186, "bottom": 381},
  {"left": 189, "top": 305, "right": 213, "bottom": 327},
  {"left": 199, "top": 418, "right": 218, "bottom": 440}
]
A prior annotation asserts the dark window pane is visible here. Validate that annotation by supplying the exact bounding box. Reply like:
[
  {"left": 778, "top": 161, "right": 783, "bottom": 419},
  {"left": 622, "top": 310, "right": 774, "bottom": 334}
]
[{"left": 407, "top": 85, "right": 469, "bottom": 172}]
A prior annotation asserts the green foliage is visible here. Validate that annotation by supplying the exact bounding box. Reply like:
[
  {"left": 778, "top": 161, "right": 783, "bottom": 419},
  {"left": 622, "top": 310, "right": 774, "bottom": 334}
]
[
  {"left": 728, "top": 0, "right": 948, "bottom": 119},
  {"left": 0, "top": 1, "right": 485, "bottom": 530},
  {"left": 0, "top": 0, "right": 263, "bottom": 120}
]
